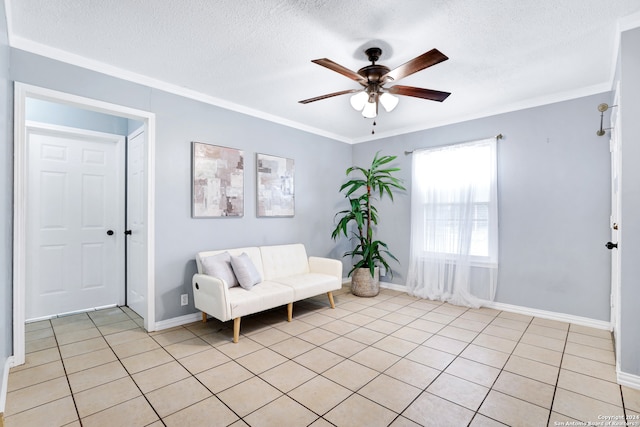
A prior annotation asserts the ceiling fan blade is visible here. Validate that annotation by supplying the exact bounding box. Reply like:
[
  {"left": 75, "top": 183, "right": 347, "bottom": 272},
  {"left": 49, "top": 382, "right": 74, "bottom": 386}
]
[
  {"left": 388, "top": 85, "right": 451, "bottom": 102},
  {"left": 299, "top": 89, "right": 361, "bottom": 104},
  {"left": 383, "top": 49, "right": 449, "bottom": 82},
  {"left": 312, "top": 58, "right": 367, "bottom": 83}
]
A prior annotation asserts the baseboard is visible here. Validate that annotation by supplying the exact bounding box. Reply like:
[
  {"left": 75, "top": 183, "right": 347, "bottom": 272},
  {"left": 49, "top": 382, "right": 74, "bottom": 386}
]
[
  {"left": 484, "top": 301, "right": 611, "bottom": 331},
  {"left": 0, "top": 356, "right": 14, "bottom": 417},
  {"left": 618, "top": 370, "right": 640, "bottom": 391},
  {"left": 350, "top": 280, "right": 611, "bottom": 330},
  {"left": 380, "top": 282, "right": 409, "bottom": 292},
  {"left": 154, "top": 312, "right": 202, "bottom": 331}
]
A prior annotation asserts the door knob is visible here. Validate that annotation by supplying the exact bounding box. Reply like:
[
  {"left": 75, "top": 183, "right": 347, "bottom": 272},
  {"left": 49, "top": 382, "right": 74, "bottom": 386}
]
[
  {"left": 106, "top": 230, "right": 114, "bottom": 236},
  {"left": 605, "top": 242, "right": 618, "bottom": 250},
  {"left": 124, "top": 230, "right": 132, "bottom": 235}
]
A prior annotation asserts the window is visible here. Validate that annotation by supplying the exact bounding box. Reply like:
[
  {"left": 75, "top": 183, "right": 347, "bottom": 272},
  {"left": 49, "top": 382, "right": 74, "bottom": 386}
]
[
  {"left": 414, "top": 138, "right": 498, "bottom": 263},
  {"left": 424, "top": 202, "right": 489, "bottom": 257},
  {"left": 406, "top": 137, "right": 498, "bottom": 306}
]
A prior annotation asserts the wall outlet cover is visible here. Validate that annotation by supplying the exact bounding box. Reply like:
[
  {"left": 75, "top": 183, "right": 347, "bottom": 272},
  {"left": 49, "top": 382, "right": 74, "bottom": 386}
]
[{"left": 181, "top": 294, "right": 188, "bottom": 306}]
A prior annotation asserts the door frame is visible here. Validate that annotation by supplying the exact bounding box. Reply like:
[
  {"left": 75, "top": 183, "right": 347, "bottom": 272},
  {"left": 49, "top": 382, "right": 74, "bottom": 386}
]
[
  {"left": 610, "top": 85, "right": 622, "bottom": 367},
  {"left": 13, "top": 82, "right": 157, "bottom": 365}
]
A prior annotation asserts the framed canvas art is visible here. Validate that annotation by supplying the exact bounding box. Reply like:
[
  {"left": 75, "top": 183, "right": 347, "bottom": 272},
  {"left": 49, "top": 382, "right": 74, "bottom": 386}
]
[
  {"left": 256, "top": 153, "right": 295, "bottom": 217},
  {"left": 192, "top": 142, "right": 244, "bottom": 217}
]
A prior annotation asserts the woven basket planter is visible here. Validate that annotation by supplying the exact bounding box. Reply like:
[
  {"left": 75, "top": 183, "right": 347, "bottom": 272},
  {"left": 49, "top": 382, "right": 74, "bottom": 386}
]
[{"left": 351, "top": 267, "right": 380, "bottom": 297}]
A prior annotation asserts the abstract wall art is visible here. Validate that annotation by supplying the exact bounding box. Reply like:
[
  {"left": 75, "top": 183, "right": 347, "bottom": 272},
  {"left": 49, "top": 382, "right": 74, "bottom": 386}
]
[
  {"left": 256, "top": 153, "right": 295, "bottom": 217},
  {"left": 192, "top": 142, "right": 244, "bottom": 218}
]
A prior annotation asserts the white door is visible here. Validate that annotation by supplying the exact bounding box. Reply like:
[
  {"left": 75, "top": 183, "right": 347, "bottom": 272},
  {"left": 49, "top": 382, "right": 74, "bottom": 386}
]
[
  {"left": 126, "top": 126, "right": 147, "bottom": 319},
  {"left": 26, "top": 123, "right": 125, "bottom": 319},
  {"left": 609, "top": 98, "right": 622, "bottom": 363}
]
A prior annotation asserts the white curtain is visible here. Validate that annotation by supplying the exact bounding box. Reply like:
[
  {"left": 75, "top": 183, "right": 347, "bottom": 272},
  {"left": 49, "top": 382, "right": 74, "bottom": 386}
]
[{"left": 406, "top": 138, "right": 498, "bottom": 308}]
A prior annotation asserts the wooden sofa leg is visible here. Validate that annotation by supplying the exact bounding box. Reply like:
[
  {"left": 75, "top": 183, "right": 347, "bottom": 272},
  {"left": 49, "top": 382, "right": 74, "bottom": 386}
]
[
  {"left": 287, "top": 303, "right": 293, "bottom": 322},
  {"left": 327, "top": 292, "right": 336, "bottom": 309},
  {"left": 202, "top": 312, "right": 207, "bottom": 323},
  {"left": 233, "top": 318, "right": 241, "bottom": 343}
]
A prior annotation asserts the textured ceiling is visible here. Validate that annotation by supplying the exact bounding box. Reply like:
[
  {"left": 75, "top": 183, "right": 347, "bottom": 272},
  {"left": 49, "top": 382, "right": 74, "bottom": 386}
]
[{"left": 7, "top": 0, "right": 640, "bottom": 143}]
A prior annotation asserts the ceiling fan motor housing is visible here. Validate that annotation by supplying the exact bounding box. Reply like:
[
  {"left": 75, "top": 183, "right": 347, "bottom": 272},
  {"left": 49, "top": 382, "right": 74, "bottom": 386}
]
[
  {"left": 359, "top": 48, "right": 390, "bottom": 85},
  {"left": 358, "top": 64, "right": 390, "bottom": 85}
]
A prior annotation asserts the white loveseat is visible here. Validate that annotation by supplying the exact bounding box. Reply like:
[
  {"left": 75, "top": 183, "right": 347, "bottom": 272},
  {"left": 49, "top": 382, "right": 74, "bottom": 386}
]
[{"left": 192, "top": 243, "right": 342, "bottom": 342}]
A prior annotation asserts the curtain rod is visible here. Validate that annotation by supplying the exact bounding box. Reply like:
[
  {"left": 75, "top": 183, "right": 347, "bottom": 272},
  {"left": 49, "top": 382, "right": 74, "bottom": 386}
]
[{"left": 404, "top": 133, "right": 503, "bottom": 155}]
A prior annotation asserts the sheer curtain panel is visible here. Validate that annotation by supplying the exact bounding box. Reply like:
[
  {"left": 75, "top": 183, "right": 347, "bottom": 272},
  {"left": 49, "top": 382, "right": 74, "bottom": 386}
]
[{"left": 406, "top": 138, "right": 498, "bottom": 308}]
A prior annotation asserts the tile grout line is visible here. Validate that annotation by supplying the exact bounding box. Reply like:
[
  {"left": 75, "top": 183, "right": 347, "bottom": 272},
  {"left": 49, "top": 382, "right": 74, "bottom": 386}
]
[
  {"left": 546, "top": 321, "right": 571, "bottom": 426},
  {"left": 51, "top": 317, "right": 84, "bottom": 427},
  {"left": 152, "top": 324, "right": 249, "bottom": 425},
  {"left": 467, "top": 313, "right": 535, "bottom": 427},
  {"left": 101, "top": 309, "right": 169, "bottom": 426},
  {"left": 79, "top": 309, "right": 167, "bottom": 426}
]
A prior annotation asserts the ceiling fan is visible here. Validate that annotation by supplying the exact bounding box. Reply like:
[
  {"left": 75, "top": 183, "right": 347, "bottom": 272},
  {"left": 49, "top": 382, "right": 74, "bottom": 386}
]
[{"left": 299, "top": 47, "right": 451, "bottom": 119}]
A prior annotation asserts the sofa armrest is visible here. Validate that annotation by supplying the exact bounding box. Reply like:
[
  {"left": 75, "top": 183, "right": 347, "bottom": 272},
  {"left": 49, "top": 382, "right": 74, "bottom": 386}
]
[
  {"left": 192, "top": 273, "right": 232, "bottom": 322},
  {"left": 308, "top": 256, "right": 342, "bottom": 280}
]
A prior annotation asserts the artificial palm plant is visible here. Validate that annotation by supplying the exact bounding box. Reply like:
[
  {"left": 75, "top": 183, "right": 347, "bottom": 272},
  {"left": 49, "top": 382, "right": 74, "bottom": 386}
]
[{"left": 331, "top": 152, "right": 406, "bottom": 280}]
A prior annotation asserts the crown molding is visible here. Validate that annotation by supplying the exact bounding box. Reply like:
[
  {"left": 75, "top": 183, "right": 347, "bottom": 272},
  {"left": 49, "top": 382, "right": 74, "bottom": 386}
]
[
  {"left": 351, "top": 82, "right": 612, "bottom": 144},
  {"left": 9, "top": 36, "right": 351, "bottom": 144}
]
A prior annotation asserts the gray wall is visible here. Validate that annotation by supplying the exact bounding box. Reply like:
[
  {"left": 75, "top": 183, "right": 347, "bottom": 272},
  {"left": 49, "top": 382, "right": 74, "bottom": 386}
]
[
  {"left": 0, "top": 0, "right": 12, "bottom": 402},
  {"left": 619, "top": 26, "right": 640, "bottom": 377},
  {"left": 10, "top": 48, "right": 351, "bottom": 322},
  {"left": 352, "top": 93, "right": 612, "bottom": 321},
  {"left": 26, "top": 97, "right": 130, "bottom": 135}
]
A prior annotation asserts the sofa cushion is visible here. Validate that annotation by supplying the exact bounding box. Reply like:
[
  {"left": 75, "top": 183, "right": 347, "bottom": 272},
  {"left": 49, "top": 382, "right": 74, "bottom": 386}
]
[
  {"left": 228, "top": 281, "right": 294, "bottom": 318},
  {"left": 259, "top": 244, "right": 310, "bottom": 281},
  {"left": 200, "top": 251, "right": 239, "bottom": 288},
  {"left": 231, "top": 253, "right": 262, "bottom": 289},
  {"left": 274, "top": 273, "right": 341, "bottom": 301}
]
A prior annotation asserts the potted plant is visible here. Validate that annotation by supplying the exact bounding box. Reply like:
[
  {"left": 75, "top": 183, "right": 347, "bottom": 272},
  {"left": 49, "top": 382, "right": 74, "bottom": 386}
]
[{"left": 331, "top": 151, "right": 406, "bottom": 297}]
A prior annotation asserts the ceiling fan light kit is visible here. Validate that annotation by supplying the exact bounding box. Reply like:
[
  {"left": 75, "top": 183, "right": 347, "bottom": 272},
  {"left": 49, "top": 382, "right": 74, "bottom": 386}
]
[
  {"left": 362, "top": 98, "right": 378, "bottom": 118},
  {"left": 350, "top": 91, "right": 368, "bottom": 111},
  {"left": 300, "top": 46, "right": 451, "bottom": 121},
  {"left": 379, "top": 92, "right": 399, "bottom": 112}
]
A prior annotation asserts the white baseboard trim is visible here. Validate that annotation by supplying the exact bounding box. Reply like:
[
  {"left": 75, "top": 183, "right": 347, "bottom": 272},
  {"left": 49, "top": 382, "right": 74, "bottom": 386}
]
[
  {"left": 0, "top": 356, "right": 15, "bottom": 415},
  {"left": 618, "top": 370, "right": 640, "bottom": 391},
  {"left": 351, "top": 281, "right": 611, "bottom": 330},
  {"left": 380, "top": 282, "right": 409, "bottom": 292},
  {"left": 485, "top": 301, "right": 612, "bottom": 331},
  {"left": 154, "top": 312, "right": 202, "bottom": 331}
]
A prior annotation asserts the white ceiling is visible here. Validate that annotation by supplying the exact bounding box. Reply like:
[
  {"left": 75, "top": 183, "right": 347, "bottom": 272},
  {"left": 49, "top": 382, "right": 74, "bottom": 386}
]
[{"left": 6, "top": 1, "right": 640, "bottom": 143}]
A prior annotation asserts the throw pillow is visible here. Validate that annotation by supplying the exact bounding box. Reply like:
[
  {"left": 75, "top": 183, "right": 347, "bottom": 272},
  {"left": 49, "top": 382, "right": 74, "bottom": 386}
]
[
  {"left": 230, "top": 252, "right": 262, "bottom": 290},
  {"left": 200, "top": 252, "right": 239, "bottom": 288}
]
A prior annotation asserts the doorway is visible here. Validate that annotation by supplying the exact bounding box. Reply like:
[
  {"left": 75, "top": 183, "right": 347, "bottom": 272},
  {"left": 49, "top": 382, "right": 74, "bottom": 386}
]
[
  {"left": 13, "top": 83, "right": 157, "bottom": 366},
  {"left": 25, "top": 122, "right": 125, "bottom": 319}
]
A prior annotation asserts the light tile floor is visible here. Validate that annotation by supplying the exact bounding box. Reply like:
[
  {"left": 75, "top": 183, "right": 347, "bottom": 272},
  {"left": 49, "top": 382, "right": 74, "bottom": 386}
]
[{"left": 5, "top": 286, "right": 640, "bottom": 427}]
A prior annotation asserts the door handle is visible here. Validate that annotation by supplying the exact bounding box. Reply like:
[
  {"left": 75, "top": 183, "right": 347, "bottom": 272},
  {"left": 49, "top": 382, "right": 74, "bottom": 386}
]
[
  {"left": 606, "top": 242, "right": 618, "bottom": 250},
  {"left": 124, "top": 230, "right": 132, "bottom": 235},
  {"left": 106, "top": 230, "right": 114, "bottom": 236}
]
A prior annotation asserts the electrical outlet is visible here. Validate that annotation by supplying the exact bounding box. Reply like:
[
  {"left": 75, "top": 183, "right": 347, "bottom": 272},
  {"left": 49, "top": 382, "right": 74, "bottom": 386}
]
[{"left": 181, "top": 294, "right": 188, "bottom": 306}]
